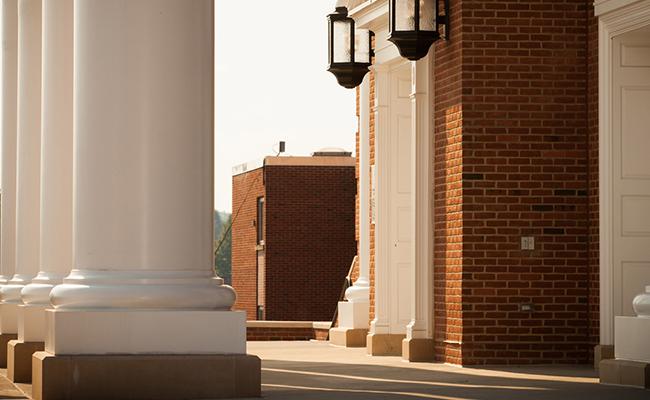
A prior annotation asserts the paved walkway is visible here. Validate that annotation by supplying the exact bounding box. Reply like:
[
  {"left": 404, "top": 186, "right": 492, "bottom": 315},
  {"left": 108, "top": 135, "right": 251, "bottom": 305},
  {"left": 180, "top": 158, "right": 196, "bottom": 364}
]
[
  {"left": 249, "top": 341, "right": 649, "bottom": 400},
  {"left": 0, "top": 341, "right": 647, "bottom": 399}
]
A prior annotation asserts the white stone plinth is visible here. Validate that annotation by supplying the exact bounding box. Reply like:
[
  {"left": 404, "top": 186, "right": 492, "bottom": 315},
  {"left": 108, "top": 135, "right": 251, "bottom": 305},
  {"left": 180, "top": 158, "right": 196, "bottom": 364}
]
[
  {"left": 17, "top": 305, "right": 45, "bottom": 342},
  {"left": 615, "top": 316, "right": 650, "bottom": 363},
  {"left": 338, "top": 301, "right": 369, "bottom": 329},
  {"left": 0, "top": 304, "right": 18, "bottom": 334},
  {"left": 45, "top": 310, "right": 246, "bottom": 356}
]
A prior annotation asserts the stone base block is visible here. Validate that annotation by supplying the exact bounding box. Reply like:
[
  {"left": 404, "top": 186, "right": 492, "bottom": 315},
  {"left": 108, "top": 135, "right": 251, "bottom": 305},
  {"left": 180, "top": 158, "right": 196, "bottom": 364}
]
[
  {"left": 18, "top": 305, "right": 47, "bottom": 342},
  {"left": 0, "top": 333, "right": 18, "bottom": 368},
  {"left": 0, "top": 303, "right": 19, "bottom": 334},
  {"left": 402, "top": 338, "right": 434, "bottom": 362},
  {"left": 600, "top": 359, "right": 650, "bottom": 389},
  {"left": 329, "top": 327, "right": 368, "bottom": 347},
  {"left": 338, "top": 301, "right": 369, "bottom": 329},
  {"left": 595, "top": 344, "right": 615, "bottom": 371},
  {"left": 8, "top": 340, "right": 44, "bottom": 383},
  {"left": 46, "top": 309, "right": 246, "bottom": 355},
  {"left": 367, "top": 333, "right": 405, "bottom": 356},
  {"left": 615, "top": 316, "right": 650, "bottom": 363},
  {"left": 32, "top": 351, "right": 261, "bottom": 400}
]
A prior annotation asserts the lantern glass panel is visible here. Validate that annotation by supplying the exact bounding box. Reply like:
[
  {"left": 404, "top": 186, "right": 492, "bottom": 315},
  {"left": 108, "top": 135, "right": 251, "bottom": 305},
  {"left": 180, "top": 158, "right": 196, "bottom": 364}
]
[
  {"left": 355, "top": 29, "right": 371, "bottom": 64},
  {"left": 395, "top": 0, "right": 415, "bottom": 31},
  {"left": 419, "top": 0, "right": 436, "bottom": 31},
  {"left": 333, "top": 20, "right": 352, "bottom": 63}
]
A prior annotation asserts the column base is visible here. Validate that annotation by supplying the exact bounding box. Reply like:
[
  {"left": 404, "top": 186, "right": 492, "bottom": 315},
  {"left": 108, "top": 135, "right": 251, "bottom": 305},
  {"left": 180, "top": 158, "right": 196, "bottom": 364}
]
[
  {"left": 0, "top": 303, "right": 19, "bottom": 334},
  {"left": 329, "top": 327, "right": 367, "bottom": 347},
  {"left": 337, "top": 301, "right": 369, "bottom": 329},
  {"left": 18, "top": 305, "right": 46, "bottom": 342},
  {"left": 0, "top": 333, "right": 18, "bottom": 368},
  {"left": 600, "top": 359, "right": 650, "bottom": 389},
  {"left": 366, "top": 333, "right": 405, "bottom": 356},
  {"left": 402, "top": 338, "right": 434, "bottom": 362},
  {"left": 7, "top": 340, "right": 44, "bottom": 383},
  {"left": 594, "top": 345, "right": 615, "bottom": 371},
  {"left": 32, "top": 351, "right": 261, "bottom": 400},
  {"left": 46, "top": 309, "right": 246, "bottom": 355},
  {"left": 615, "top": 316, "right": 650, "bottom": 363}
]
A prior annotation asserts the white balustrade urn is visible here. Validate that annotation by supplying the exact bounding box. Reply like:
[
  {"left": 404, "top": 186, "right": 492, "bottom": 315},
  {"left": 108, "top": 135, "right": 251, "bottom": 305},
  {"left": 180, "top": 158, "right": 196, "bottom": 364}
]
[
  {"left": 345, "top": 276, "right": 370, "bottom": 303},
  {"left": 633, "top": 286, "right": 650, "bottom": 318}
]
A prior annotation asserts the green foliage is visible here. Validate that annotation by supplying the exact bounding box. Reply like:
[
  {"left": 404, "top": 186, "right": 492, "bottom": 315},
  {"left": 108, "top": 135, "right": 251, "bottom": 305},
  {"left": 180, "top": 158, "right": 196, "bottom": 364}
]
[{"left": 214, "top": 211, "right": 232, "bottom": 285}]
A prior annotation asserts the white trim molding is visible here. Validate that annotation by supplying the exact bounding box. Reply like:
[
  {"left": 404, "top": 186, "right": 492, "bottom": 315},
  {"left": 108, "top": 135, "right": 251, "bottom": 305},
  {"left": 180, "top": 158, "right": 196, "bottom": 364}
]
[{"left": 597, "top": 0, "right": 650, "bottom": 346}]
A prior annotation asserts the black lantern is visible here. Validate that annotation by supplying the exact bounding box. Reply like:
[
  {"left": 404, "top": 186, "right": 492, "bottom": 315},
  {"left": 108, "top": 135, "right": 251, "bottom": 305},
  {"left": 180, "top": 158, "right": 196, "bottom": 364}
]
[
  {"left": 327, "top": 7, "right": 374, "bottom": 89},
  {"left": 388, "top": 0, "right": 450, "bottom": 61}
]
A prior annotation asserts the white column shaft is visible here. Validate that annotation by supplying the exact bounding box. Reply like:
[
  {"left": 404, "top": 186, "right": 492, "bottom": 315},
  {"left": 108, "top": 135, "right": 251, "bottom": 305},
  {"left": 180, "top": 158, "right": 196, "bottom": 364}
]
[
  {"left": 8, "top": 0, "right": 42, "bottom": 301},
  {"left": 1, "top": 0, "right": 19, "bottom": 285},
  {"left": 370, "top": 65, "right": 391, "bottom": 335},
  {"left": 344, "top": 75, "right": 370, "bottom": 304},
  {"left": 21, "top": 0, "right": 73, "bottom": 308},
  {"left": 50, "top": 0, "right": 234, "bottom": 311},
  {"left": 406, "top": 56, "right": 434, "bottom": 340}
]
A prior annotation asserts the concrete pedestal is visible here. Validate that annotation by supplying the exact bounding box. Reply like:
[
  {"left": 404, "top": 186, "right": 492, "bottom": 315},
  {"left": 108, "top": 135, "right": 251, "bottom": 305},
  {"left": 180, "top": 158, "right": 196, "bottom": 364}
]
[
  {"left": 402, "top": 338, "right": 434, "bottom": 362},
  {"left": 7, "top": 340, "right": 43, "bottom": 382},
  {"left": 367, "top": 333, "right": 405, "bottom": 356},
  {"left": 330, "top": 327, "right": 368, "bottom": 347},
  {"left": 32, "top": 352, "right": 261, "bottom": 400},
  {"left": 600, "top": 359, "right": 650, "bottom": 389},
  {"left": 0, "top": 333, "right": 18, "bottom": 368},
  {"left": 595, "top": 344, "right": 615, "bottom": 371}
]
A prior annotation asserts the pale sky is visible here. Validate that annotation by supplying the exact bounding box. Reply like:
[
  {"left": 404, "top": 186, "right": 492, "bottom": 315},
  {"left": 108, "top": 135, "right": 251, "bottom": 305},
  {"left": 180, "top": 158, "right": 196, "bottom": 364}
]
[{"left": 214, "top": 0, "right": 357, "bottom": 212}]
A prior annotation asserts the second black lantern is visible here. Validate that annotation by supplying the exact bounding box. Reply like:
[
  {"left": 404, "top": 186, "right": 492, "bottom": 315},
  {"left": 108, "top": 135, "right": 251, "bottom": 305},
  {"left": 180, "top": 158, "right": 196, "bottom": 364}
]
[{"left": 388, "top": 0, "right": 449, "bottom": 61}]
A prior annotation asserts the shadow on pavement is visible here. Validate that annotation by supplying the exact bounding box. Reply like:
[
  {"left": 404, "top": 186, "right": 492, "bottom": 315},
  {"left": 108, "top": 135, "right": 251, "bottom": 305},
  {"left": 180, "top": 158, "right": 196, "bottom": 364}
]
[{"left": 258, "top": 359, "right": 648, "bottom": 400}]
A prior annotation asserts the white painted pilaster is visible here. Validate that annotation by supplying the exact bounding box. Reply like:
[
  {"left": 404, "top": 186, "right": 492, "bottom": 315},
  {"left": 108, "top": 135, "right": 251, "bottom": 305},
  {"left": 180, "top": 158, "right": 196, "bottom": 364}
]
[
  {"left": 370, "top": 64, "right": 391, "bottom": 335},
  {"left": 406, "top": 55, "right": 434, "bottom": 341}
]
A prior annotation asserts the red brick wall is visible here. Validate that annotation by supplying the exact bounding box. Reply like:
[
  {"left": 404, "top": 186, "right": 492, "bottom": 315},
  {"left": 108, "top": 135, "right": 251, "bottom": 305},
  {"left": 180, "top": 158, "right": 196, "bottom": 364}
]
[
  {"left": 264, "top": 164, "right": 357, "bottom": 321},
  {"left": 460, "top": 0, "right": 592, "bottom": 365},
  {"left": 247, "top": 327, "right": 314, "bottom": 341},
  {"left": 433, "top": 0, "right": 465, "bottom": 365},
  {"left": 587, "top": 3, "right": 599, "bottom": 356},
  {"left": 369, "top": 68, "right": 376, "bottom": 322},
  {"left": 232, "top": 168, "right": 265, "bottom": 320}
]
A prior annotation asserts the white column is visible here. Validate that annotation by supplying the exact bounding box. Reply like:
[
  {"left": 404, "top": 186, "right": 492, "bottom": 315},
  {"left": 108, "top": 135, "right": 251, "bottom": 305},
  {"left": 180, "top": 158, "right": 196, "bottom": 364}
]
[
  {"left": 1, "top": 0, "right": 42, "bottom": 312},
  {"left": 405, "top": 55, "right": 434, "bottom": 342},
  {"left": 336, "top": 76, "right": 371, "bottom": 330},
  {"left": 46, "top": 0, "right": 241, "bottom": 355},
  {"left": 369, "top": 65, "right": 391, "bottom": 336},
  {"left": 0, "top": 0, "right": 19, "bottom": 334},
  {"left": 18, "top": 0, "right": 73, "bottom": 343}
]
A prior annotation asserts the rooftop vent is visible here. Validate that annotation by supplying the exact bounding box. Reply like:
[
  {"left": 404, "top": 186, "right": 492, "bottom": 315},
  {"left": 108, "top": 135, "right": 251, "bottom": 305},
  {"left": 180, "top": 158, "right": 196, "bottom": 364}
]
[{"left": 312, "top": 147, "right": 352, "bottom": 157}]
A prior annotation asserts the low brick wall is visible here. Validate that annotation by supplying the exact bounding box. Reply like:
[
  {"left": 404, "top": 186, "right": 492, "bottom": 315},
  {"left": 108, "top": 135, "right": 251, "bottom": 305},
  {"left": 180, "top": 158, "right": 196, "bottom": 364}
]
[{"left": 246, "top": 321, "right": 331, "bottom": 341}]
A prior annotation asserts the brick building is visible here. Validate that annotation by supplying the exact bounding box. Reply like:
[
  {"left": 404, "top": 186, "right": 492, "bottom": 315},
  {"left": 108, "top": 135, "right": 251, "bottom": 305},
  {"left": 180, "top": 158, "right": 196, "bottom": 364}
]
[
  {"left": 231, "top": 151, "right": 357, "bottom": 322},
  {"left": 328, "top": 0, "right": 650, "bottom": 380}
]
